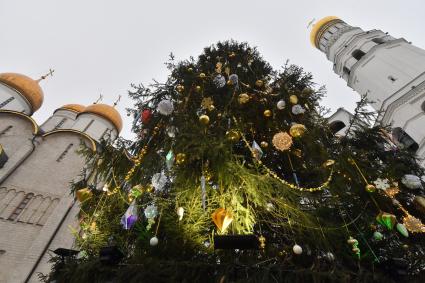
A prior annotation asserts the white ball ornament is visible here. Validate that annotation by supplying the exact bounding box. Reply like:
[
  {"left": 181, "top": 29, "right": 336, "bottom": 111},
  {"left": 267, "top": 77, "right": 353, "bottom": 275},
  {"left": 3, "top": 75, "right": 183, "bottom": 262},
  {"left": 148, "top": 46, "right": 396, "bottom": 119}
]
[
  {"left": 276, "top": 100, "right": 286, "bottom": 110},
  {"left": 157, "top": 99, "right": 174, "bottom": 116},
  {"left": 177, "top": 207, "right": 185, "bottom": 221},
  {"left": 150, "top": 236, "right": 159, "bottom": 246},
  {"left": 293, "top": 244, "right": 303, "bottom": 255}
]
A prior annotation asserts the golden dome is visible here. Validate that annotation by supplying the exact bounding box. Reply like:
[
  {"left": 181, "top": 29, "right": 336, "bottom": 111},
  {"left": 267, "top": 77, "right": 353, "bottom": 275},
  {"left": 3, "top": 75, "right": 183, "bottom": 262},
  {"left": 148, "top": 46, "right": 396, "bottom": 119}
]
[
  {"left": 57, "top": 104, "right": 86, "bottom": 113},
  {"left": 81, "top": 103, "right": 123, "bottom": 132},
  {"left": 310, "top": 16, "right": 341, "bottom": 48},
  {"left": 0, "top": 73, "right": 44, "bottom": 112}
]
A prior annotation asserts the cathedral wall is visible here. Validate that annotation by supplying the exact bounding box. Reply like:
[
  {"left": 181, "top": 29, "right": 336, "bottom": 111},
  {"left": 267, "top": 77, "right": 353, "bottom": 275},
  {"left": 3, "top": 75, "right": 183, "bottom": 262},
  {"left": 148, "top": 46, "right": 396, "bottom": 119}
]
[
  {"left": 0, "top": 132, "right": 92, "bottom": 282},
  {"left": 0, "top": 84, "right": 32, "bottom": 114},
  {"left": 0, "top": 113, "right": 35, "bottom": 157}
]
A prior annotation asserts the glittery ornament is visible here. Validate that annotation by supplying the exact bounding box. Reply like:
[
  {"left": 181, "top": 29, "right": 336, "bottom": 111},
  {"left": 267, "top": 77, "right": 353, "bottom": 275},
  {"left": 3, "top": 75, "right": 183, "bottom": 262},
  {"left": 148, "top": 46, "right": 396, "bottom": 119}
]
[
  {"left": 150, "top": 236, "right": 159, "bottom": 246},
  {"left": 199, "top": 73, "right": 206, "bottom": 79},
  {"left": 199, "top": 114, "right": 210, "bottom": 125},
  {"left": 157, "top": 99, "right": 174, "bottom": 115},
  {"left": 401, "top": 174, "right": 422, "bottom": 189},
  {"left": 263, "top": 109, "right": 272, "bottom": 117},
  {"left": 238, "top": 93, "right": 250, "bottom": 104},
  {"left": 289, "top": 124, "right": 307, "bottom": 138},
  {"left": 403, "top": 215, "right": 425, "bottom": 233},
  {"left": 213, "top": 74, "right": 226, "bottom": 88},
  {"left": 211, "top": 208, "right": 233, "bottom": 233},
  {"left": 289, "top": 95, "right": 298, "bottom": 104},
  {"left": 373, "top": 178, "right": 390, "bottom": 190},
  {"left": 144, "top": 204, "right": 158, "bottom": 219},
  {"left": 259, "top": 236, "right": 266, "bottom": 249},
  {"left": 177, "top": 207, "right": 185, "bottom": 221},
  {"left": 201, "top": 97, "right": 214, "bottom": 110},
  {"left": 322, "top": 159, "right": 335, "bottom": 167},
  {"left": 215, "top": 62, "right": 223, "bottom": 73},
  {"left": 226, "top": 130, "right": 240, "bottom": 142},
  {"left": 272, "top": 132, "right": 293, "bottom": 151},
  {"left": 166, "top": 125, "right": 176, "bottom": 138},
  {"left": 293, "top": 244, "right": 303, "bottom": 255},
  {"left": 151, "top": 172, "right": 167, "bottom": 191},
  {"left": 292, "top": 104, "right": 306, "bottom": 115},
  {"left": 277, "top": 100, "right": 286, "bottom": 110},
  {"left": 175, "top": 153, "right": 186, "bottom": 165}
]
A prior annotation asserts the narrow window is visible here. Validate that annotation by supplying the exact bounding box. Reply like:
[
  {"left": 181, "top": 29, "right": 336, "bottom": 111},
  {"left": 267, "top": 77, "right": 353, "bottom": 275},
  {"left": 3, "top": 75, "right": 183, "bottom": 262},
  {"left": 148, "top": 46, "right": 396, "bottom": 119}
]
[
  {"left": 8, "top": 193, "right": 34, "bottom": 221},
  {"left": 421, "top": 101, "right": 425, "bottom": 112},
  {"left": 0, "top": 125, "right": 13, "bottom": 136},
  {"left": 0, "top": 97, "right": 15, "bottom": 109},
  {"left": 352, "top": 50, "right": 366, "bottom": 61},
  {"left": 56, "top": 143, "right": 74, "bottom": 162},
  {"left": 388, "top": 75, "right": 397, "bottom": 82},
  {"left": 83, "top": 120, "right": 95, "bottom": 133},
  {"left": 54, "top": 118, "right": 67, "bottom": 130}
]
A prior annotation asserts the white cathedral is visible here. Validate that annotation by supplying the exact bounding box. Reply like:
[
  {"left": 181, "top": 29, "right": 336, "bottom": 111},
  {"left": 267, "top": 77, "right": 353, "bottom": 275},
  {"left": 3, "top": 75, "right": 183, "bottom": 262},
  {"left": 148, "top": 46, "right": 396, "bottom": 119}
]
[
  {"left": 1, "top": 16, "right": 425, "bottom": 283},
  {"left": 0, "top": 72, "right": 123, "bottom": 282},
  {"left": 312, "top": 17, "right": 425, "bottom": 167}
]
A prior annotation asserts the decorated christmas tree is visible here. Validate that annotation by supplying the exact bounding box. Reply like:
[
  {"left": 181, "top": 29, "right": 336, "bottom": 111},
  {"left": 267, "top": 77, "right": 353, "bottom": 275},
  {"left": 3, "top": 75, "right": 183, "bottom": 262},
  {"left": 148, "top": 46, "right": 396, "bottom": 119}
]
[{"left": 47, "top": 41, "right": 425, "bottom": 282}]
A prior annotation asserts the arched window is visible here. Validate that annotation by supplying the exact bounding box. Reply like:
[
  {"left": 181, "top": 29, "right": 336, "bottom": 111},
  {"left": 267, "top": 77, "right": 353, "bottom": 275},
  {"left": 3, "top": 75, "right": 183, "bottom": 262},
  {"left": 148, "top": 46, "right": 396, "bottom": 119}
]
[
  {"left": 352, "top": 49, "right": 366, "bottom": 61},
  {"left": 392, "top": 127, "right": 419, "bottom": 152},
  {"left": 329, "top": 120, "right": 346, "bottom": 134},
  {"left": 372, "top": 37, "right": 387, "bottom": 45}
]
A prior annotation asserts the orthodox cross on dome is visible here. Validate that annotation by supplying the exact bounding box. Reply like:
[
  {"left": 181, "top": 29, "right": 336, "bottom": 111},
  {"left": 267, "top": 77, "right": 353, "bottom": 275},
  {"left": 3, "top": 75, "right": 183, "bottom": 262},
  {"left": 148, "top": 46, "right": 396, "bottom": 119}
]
[
  {"left": 37, "top": 68, "right": 55, "bottom": 82},
  {"left": 94, "top": 94, "right": 103, "bottom": 104},
  {"left": 113, "top": 95, "right": 121, "bottom": 107}
]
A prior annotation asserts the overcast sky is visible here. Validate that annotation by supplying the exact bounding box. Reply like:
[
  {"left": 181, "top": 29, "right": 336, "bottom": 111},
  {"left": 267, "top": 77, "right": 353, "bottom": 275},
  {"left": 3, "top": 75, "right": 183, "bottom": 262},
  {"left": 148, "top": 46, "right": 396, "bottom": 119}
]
[{"left": 1, "top": 0, "right": 425, "bottom": 139}]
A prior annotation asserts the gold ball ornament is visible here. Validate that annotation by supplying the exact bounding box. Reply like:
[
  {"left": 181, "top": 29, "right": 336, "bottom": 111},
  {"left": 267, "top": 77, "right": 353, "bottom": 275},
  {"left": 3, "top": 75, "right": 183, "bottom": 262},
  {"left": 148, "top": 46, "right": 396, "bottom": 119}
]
[
  {"left": 260, "top": 141, "right": 268, "bottom": 148},
  {"left": 289, "top": 124, "right": 307, "bottom": 138},
  {"left": 226, "top": 130, "right": 241, "bottom": 142},
  {"left": 176, "top": 84, "right": 185, "bottom": 93},
  {"left": 289, "top": 95, "right": 298, "bottom": 104},
  {"left": 322, "top": 159, "right": 335, "bottom": 167},
  {"left": 187, "top": 67, "right": 193, "bottom": 72},
  {"left": 199, "top": 114, "right": 210, "bottom": 125},
  {"left": 195, "top": 85, "right": 202, "bottom": 92},
  {"left": 238, "top": 93, "right": 250, "bottom": 104},
  {"left": 175, "top": 153, "right": 187, "bottom": 165},
  {"left": 272, "top": 132, "right": 293, "bottom": 151},
  {"left": 263, "top": 109, "right": 272, "bottom": 118},
  {"left": 199, "top": 73, "right": 206, "bottom": 79},
  {"left": 255, "top": 80, "right": 264, "bottom": 88},
  {"left": 207, "top": 105, "right": 215, "bottom": 111},
  {"left": 365, "top": 184, "right": 377, "bottom": 193}
]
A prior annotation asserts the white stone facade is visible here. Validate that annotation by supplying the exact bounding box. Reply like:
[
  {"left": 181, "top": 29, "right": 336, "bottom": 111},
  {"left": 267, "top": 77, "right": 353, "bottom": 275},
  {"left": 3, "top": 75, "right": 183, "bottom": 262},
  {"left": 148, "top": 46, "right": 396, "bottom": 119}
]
[
  {"left": 315, "top": 17, "right": 425, "bottom": 165},
  {"left": 0, "top": 81, "right": 120, "bottom": 282}
]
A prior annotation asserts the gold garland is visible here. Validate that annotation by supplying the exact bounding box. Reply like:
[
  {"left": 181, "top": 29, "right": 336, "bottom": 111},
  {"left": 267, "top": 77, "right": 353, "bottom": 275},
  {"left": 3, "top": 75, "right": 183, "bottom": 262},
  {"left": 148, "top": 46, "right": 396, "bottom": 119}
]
[{"left": 233, "top": 117, "right": 333, "bottom": 192}]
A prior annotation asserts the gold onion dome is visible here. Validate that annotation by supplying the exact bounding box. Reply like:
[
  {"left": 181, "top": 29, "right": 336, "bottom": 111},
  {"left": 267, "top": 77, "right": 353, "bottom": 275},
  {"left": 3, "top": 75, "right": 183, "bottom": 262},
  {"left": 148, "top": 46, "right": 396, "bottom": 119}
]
[
  {"left": 310, "top": 16, "right": 341, "bottom": 48},
  {"left": 0, "top": 72, "right": 44, "bottom": 112},
  {"left": 57, "top": 104, "right": 86, "bottom": 113},
  {"left": 81, "top": 103, "right": 123, "bottom": 133}
]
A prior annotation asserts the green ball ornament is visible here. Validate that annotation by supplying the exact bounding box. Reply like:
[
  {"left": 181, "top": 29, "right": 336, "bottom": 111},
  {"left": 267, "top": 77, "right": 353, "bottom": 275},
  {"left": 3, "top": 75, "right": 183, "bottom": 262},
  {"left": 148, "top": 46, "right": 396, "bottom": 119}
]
[{"left": 373, "top": 231, "right": 383, "bottom": 241}]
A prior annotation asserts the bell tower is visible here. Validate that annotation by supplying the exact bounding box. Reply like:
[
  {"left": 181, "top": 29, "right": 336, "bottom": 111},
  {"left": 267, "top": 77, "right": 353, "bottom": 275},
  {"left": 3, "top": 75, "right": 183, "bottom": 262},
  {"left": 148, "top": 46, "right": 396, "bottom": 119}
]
[{"left": 311, "top": 17, "right": 425, "bottom": 162}]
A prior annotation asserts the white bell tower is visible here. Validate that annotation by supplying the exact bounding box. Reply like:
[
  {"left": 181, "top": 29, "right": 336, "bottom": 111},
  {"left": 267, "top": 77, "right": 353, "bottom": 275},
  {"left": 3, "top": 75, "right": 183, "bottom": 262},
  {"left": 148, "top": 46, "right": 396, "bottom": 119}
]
[{"left": 311, "top": 16, "right": 425, "bottom": 162}]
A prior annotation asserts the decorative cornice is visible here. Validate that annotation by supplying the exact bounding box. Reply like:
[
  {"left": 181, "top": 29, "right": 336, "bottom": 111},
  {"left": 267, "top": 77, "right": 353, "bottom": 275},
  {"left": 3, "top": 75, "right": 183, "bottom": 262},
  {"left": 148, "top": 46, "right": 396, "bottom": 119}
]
[
  {"left": 0, "top": 109, "right": 39, "bottom": 134},
  {"left": 325, "top": 26, "right": 357, "bottom": 55},
  {"left": 381, "top": 78, "right": 425, "bottom": 125},
  {"left": 42, "top": 129, "right": 97, "bottom": 151}
]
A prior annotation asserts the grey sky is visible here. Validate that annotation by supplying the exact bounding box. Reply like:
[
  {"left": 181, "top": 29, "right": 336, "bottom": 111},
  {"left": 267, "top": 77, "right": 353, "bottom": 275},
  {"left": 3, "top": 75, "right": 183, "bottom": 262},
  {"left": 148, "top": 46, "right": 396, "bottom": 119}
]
[{"left": 1, "top": 0, "right": 425, "bottom": 139}]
